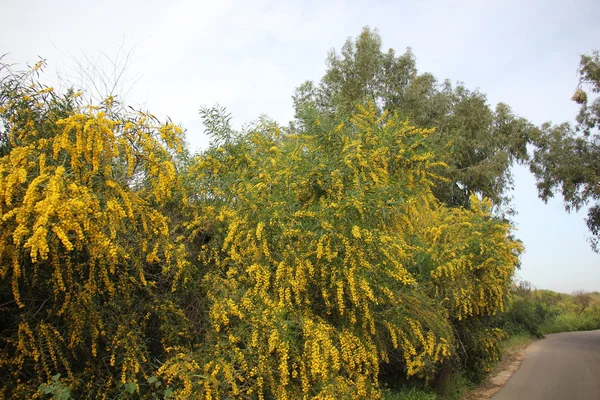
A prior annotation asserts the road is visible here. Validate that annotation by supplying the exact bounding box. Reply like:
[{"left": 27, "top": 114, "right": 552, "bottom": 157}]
[{"left": 492, "top": 329, "right": 600, "bottom": 400}]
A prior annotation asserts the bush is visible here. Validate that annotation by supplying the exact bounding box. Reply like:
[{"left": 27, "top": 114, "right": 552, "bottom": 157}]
[
  {"left": 541, "top": 308, "right": 600, "bottom": 334},
  {"left": 496, "top": 297, "right": 550, "bottom": 337},
  {"left": 0, "top": 61, "right": 194, "bottom": 399},
  {"left": 0, "top": 64, "right": 523, "bottom": 398},
  {"left": 495, "top": 285, "right": 600, "bottom": 343}
]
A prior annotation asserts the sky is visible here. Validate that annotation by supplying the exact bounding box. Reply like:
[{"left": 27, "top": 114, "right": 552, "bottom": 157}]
[{"left": 2, "top": 0, "right": 599, "bottom": 293}]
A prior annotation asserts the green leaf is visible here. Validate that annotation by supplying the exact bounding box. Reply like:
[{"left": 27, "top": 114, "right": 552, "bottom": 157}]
[
  {"left": 38, "top": 384, "right": 52, "bottom": 394},
  {"left": 55, "top": 387, "right": 72, "bottom": 400},
  {"left": 124, "top": 382, "right": 137, "bottom": 394}
]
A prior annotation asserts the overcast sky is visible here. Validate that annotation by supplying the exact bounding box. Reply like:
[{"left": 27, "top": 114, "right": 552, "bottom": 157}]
[{"left": 3, "top": 0, "right": 599, "bottom": 292}]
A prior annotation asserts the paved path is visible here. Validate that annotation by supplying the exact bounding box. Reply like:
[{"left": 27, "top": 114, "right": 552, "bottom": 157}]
[{"left": 492, "top": 330, "right": 600, "bottom": 400}]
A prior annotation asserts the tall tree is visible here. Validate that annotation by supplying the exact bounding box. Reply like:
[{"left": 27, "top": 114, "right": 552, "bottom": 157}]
[
  {"left": 293, "top": 27, "right": 534, "bottom": 210},
  {"left": 530, "top": 51, "right": 600, "bottom": 252}
]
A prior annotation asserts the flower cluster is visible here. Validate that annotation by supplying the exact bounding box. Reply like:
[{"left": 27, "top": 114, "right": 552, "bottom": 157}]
[
  {"left": 160, "top": 104, "right": 509, "bottom": 399},
  {"left": 0, "top": 70, "right": 190, "bottom": 398}
]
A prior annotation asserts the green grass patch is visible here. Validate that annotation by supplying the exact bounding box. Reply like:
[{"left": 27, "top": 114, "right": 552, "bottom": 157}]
[
  {"left": 541, "top": 312, "right": 600, "bottom": 334},
  {"left": 382, "top": 387, "right": 437, "bottom": 400},
  {"left": 501, "top": 332, "right": 536, "bottom": 351},
  {"left": 435, "top": 372, "right": 472, "bottom": 400},
  {"left": 382, "top": 370, "right": 473, "bottom": 400}
]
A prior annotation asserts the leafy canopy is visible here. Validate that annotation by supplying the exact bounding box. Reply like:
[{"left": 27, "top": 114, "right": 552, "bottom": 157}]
[
  {"left": 292, "top": 27, "right": 535, "bottom": 211},
  {"left": 0, "top": 34, "right": 524, "bottom": 399},
  {"left": 530, "top": 50, "right": 600, "bottom": 252},
  {"left": 156, "top": 103, "right": 522, "bottom": 399}
]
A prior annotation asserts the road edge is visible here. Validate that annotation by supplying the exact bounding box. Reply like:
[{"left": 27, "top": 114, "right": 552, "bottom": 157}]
[{"left": 462, "top": 337, "right": 540, "bottom": 400}]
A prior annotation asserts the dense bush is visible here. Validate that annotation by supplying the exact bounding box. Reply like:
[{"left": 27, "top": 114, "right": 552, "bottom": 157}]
[
  {"left": 155, "top": 104, "right": 522, "bottom": 398},
  {"left": 3, "top": 30, "right": 598, "bottom": 398},
  {"left": 0, "top": 62, "right": 523, "bottom": 398},
  {"left": 495, "top": 283, "right": 600, "bottom": 339},
  {"left": 0, "top": 62, "right": 197, "bottom": 399}
]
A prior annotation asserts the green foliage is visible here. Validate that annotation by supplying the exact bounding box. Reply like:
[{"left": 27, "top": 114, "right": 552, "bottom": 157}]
[
  {"left": 1, "top": 30, "right": 533, "bottom": 399},
  {"left": 152, "top": 102, "right": 522, "bottom": 399},
  {"left": 160, "top": 105, "right": 456, "bottom": 398},
  {"left": 493, "top": 282, "right": 561, "bottom": 338},
  {"left": 502, "top": 297, "right": 549, "bottom": 337},
  {"left": 123, "top": 382, "right": 137, "bottom": 394},
  {"left": 538, "top": 290, "right": 600, "bottom": 334},
  {"left": 574, "top": 51, "right": 600, "bottom": 135},
  {"left": 0, "top": 61, "right": 198, "bottom": 399},
  {"left": 530, "top": 50, "right": 600, "bottom": 251},
  {"left": 452, "top": 320, "right": 506, "bottom": 382},
  {"left": 540, "top": 310, "right": 600, "bottom": 334},
  {"left": 500, "top": 333, "right": 536, "bottom": 351},
  {"left": 38, "top": 373, "right": 72, "bottom": 400},
  {"left": 383, "top": 387, "right": 436, "bottom": 400},
  {"left": 495, "top": 282, "right": 600, "bottom": 339},
  {"left": 292, "top": 27, "right": 534, "bottom": 210}
]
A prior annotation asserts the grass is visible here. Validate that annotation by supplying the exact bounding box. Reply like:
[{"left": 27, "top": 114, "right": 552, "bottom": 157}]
[
  {"left": 382, "top": 369, "right": 471, "bottom": 400},
  {"left": 541, "top": 312, "right": 600, "bottom": 334},
  {"left": 501, "top": 332, "right": 536, "bottom": 350},
  {"left": 382, "top": 387, "right": 436, "bottom": 400}
]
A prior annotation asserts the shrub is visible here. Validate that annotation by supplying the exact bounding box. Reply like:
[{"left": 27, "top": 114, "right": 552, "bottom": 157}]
[{"left": 0, "top": 62, "right": 193, "bottom": 398}]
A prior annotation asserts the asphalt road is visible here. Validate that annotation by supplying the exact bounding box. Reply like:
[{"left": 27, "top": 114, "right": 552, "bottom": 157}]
[{"left": 492, "top": 329, "right": 600, "bottom": 400}]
